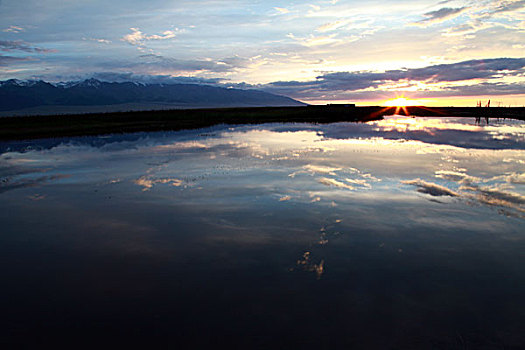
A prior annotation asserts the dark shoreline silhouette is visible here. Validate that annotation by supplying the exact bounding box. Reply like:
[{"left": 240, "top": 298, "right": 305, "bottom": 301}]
[{"left": 1, "top": 105, "right": 524, "bottom": 141}]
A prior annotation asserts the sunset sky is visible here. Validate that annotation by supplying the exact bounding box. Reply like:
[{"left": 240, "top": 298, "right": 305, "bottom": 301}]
[{"left": 1, "top": 0, "right": 524, "bottom": 105}]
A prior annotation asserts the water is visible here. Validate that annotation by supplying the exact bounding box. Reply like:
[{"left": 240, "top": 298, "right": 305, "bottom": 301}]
[{"left": 1, "top": 116, "right": 524, "bottom": 348}]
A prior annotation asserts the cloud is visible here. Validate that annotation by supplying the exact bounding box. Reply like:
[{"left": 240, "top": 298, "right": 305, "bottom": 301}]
[
  {"left": 274, "top": 7, "right": 289, "bottom": 14},
  {"left": 441, "top": 20, "right": 493, "bottom": 36},
  {"left": 402, "top": 179, "right": 460, "bottom": 197},
  {"left": 286, "top": 32, "right": 341, "bottom": 47},
  {"left": 413, "top": 7, "right": 468, "bottom": 26},
  {"left": 93, "top": 54, "right": 251, "bottom": 75},
  {"left": 131, "top": 53, "right": 249, "bottom": 73},
  {"left": 83, "top": 37, "right": 111, "bottom": 44},
  {"left": 260, "top": 57, "right": 525, "bottom": 100},
  {"left": 2, "top": 26, "right": 24, "bottom": 33},
  {"left": 316, "top": 20, "right": 351, "bottom": 33},
  {"left": 433, "top": 82, "right": 525, "bottom": 96},
  {"left": 0, "top": 54, "right": 33, "bottom": 66},
  {"left": 122, "top": 27, "right": 178, "bottom": 47},
  {"left": 90, "top": 72, "right": 225, "bottom": 85},
  {"left": 0, "top": 40, "right": 55, "bottom": 53},
  {"left": 490, "top": 0, "right": 525, "bottom": 15},
  {"left": 438, "top": 1, "right": 525, "bottom": 37}
]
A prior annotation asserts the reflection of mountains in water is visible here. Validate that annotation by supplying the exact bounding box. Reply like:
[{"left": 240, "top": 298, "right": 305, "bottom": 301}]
[
  {"left": 0, "top": 127, "right": 227, "bottom": 154},
  {"left": 1, "top": 116, "right": 524, "bottom": 154}
]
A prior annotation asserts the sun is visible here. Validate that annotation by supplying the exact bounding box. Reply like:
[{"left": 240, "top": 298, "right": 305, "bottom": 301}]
[
  {"left": 384, "top": 97, "right": 421, "bottom": 107},
  {"left": 382, "top": 96, "right": 426, "bottom": 116}
]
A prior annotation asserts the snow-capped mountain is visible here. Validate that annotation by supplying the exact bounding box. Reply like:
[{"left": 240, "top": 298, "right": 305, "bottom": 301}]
[{"left": 0, "top": 78, "right": 305, "bottom": 112}]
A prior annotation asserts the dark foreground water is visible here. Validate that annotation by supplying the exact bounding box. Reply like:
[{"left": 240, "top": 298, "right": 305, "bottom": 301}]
[{"left": 1, "top": 116, "right": 524, "bottom": 349}]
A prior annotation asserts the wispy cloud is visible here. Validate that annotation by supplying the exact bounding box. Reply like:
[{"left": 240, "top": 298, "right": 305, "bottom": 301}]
[
  {"left": 83, "top": 37, "right": 111, "bottom": 44},
  {"left": 274, "top": 7, "right": 290, "bottom": 14},
  {"left": 91, "top": 72, "right": 224, "bottom": 85},
  {"left": 316, "top": 20, "right": 351, "bottom": 33},
  {"left": 122, "top": 27, "right": 179, "bottom": 47},
  {"left": 0, "top": 40, "right": 55, "bottom": 53},
  {"left": 0, "top": 55, "right": 33, "bottom": 66},
  {"left": 286, "top": 32, "right": 341, "bottom": 47},
  {"left": 441, "top": 20, "right": 493, "bottom": 36},
  {"left": 412, "top": 7, "right": 468, "bottom": 26},
  {"left": 486, "top": 0, "right": 525, "bottom": 16},
  {"left": 131, "top": 53, "right": 250, "bottom": 73},
  {"left": 2, "top": 25, "right": 25, "bottom": 33}
]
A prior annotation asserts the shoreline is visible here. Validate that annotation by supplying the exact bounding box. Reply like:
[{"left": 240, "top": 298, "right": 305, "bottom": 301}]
[{"left": 0, "top": 105, "right": 524, "bottom": 141}]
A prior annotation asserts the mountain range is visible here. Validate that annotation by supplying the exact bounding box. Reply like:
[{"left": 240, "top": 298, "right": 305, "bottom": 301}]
[{"left": 0, "top": 79, "right": 305, "bottom": 115}]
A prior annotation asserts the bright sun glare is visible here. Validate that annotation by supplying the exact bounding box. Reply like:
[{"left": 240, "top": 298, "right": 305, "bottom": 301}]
[{"left": 384, "top": 97, "right": 421, "bottom": 107}]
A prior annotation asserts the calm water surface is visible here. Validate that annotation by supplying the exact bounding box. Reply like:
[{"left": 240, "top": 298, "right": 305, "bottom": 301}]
[{"left": 1, "top": 116, "right": 524, "bottom": 348}]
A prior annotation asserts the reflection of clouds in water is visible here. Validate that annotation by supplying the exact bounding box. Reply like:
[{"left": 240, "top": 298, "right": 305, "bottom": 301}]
[
  {"left": 135, "top": 176, "right": 183, "bottom": 191},
  {"left": 289, "top": 218, "right": 343, "bottom": 280},
  {"left": 82, "top": 218, "right": 159, "bottom": 256},
  {"left": 372, "top": 117, "right": 525, "bottom": 143},
  {"left": 293, "top": 252, "right": 324, "bottom": 280},
  {"left": 468, "top": 187, "right": 525, "bottom": 216},
  {"left": 403, "top": 166, "right": 525, "bottom": 217},
  {"left": 437, "top": 170, "right": 525, "bottom": 187},
  {"left": 318, "top": 177, "right": 355, "bottom": 191},
  {"left": 435, "top": 170, "right": 480, "bottom": 185},
  {"left": 313, "top": 116, "right": 525, "bottom": 150},
  {"left": 2, "top": 119, "right": 523, "bottom": 221},
  {"left": 345, "top": 178, "right": 372, "bottom": 188},
  {"left": 402, "top": 179, "right": 460, "bottom": 197},
  {"left": 0, "top": 174, "right": 70, "bottom": 194},
  {"left": 290, "top": 164, "right": 381, "bottom": 194},
  {"left": 153, "top": 141, "right": 208, "bottom": 151},
  {"left": 303, "top": 164, "right": 341, "bottom": 175},
  {"left": 372, "top": 117, "right": 484, "bottom": 133},
  {"left": 505, "top": 173, "right": 525, "bottom": 185},
  {"left": 27, "top": 194, "right": 46, "bottom": 201},
  {"left": 503, "top": 158, "right": 524, "bottom": 165}
]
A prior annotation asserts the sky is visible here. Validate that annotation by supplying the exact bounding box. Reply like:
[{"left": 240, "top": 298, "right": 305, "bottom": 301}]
[{"left": 0, "top": 0, "right": 524, "bottom": 106}]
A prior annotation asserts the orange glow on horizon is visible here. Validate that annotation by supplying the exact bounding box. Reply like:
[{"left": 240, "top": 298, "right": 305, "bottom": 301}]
[
  {"left": 383, "top": 97, "right": 423, "bottom": 107},
  {"left": 301, "top": 94, "right": 525, "bottom": 107}
]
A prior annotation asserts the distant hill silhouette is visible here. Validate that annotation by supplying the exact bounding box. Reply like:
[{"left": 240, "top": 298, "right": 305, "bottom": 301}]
[{"left": 0, "top": 79, "right": 305, "bottom": 113}]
